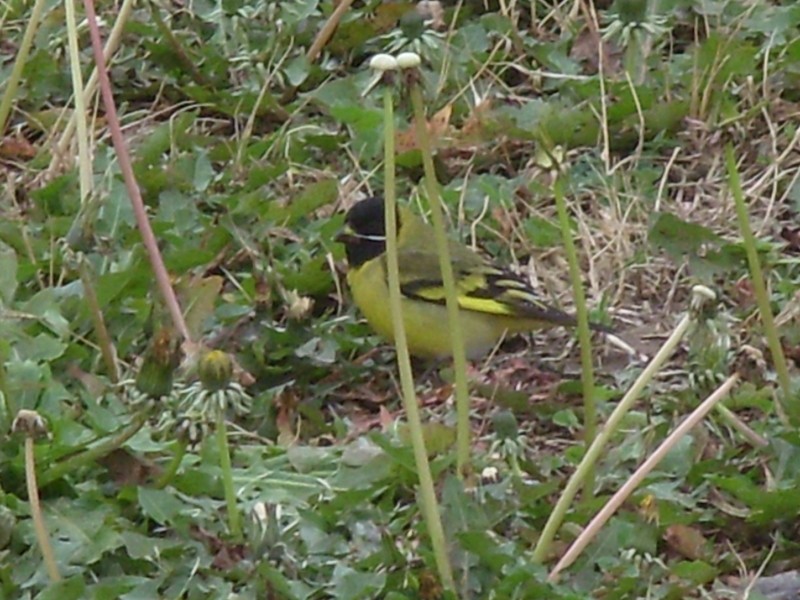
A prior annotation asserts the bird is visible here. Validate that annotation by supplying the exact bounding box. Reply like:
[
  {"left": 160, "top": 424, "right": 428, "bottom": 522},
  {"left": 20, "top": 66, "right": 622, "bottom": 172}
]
[{"left": 336, "top": 195, "right": 609, "bottom": 359}]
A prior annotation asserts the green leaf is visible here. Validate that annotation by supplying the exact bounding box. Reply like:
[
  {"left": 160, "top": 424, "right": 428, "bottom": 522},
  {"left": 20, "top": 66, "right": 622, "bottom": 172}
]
[
  {"left": 280, "top": 254, "right": 333, "bottom": 295},
  {"left": 649, "top": 212, "right": 721, "bottom": 256},
  {"left": 788, "top": 175, "right": 800, "bottom": 213},
  {"left": 265, "top": 178, "right": 339, "bottom": 225},
  {"left": 670, "top": 560, "right": 719, "bottom": 585},
  {"left": 88, "top": 576, "right": 154, "bottom": 600},
  {"left": 284, "top": 55, "right": 310, "bottom": 86},
  {"left": 16, "top": 333, "right": 67, "bottom": 362},
  {"left": 0, "top": 241, "right": 18, "bottom": 304},
  {"left": 552, "top": 409, "right": 579, "bottom": 429},
  {"left": 458, "top": 531, "right": 512, "bottom": 570},
  {"left": 331, "top": 564, "right": 386, "bottom": 599},
  {"left": 396, "top": 421, "right": 456, "bottom": 456},
  {"left": 193, "top": 151, "right": 215, "bottom": 192},
  {"left": 135, "top": 112, "right": 198, "bottom": 167},
  {"left": 441, "top": 475, "right": 489, "bottom": 533},
  {"left": 287, "top": 445, "right": 335, "bottom": 473},
  {"left": 30, "top": 174, "right": 78, "bottom": 216},
  {"left": 331, "top": 454, "right": 396, "bottom": 491},
  {"left": 711, "top": 475, "right": 800, "bottom": 524},
  {"left": 523, "top": 216, "right": 562, "bottom": 248},
  {"left": 121, "top": 531, "right": 183, "bottom": 560},
  {"left": 179, "top": 275, "right": 223, "bottom": 340},
  {"left": 36, "top": 576, "right": 86, "bottom": 600},
  {"left": 22, "top": 289, "right": 71, "bottom": 337},
  {"left": 137, "top": 487, "right": 186, "bottom": 525},
  {"left": 119, "top": 579, "right": 165, "bottom": 600}
]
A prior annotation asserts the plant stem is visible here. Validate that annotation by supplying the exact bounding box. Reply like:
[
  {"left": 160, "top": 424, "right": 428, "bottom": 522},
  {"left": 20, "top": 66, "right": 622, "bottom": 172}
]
[
  {"left": 714, "top": 403, "right": 768, "bottom": 449},
  {"left": 149, "top": 3, "right": 212, "bottom": 87},
  {"left": 0, "top": 350, "right": 12, "bottom": 430},
  {"left": 725, "top": 144, "right": 795, "bottom": 422},
  {"left": 25, "top": 437, "right": 61, "bottom": 582},
  {"left": 39, "top": 409, "right": 150, "bottom": 486},
  {"left": 553, "top": 177, "right": 597, "bottom": 499},
  {"left": 0, "top": 0, "right": 48, "bottom": 136},
  {"left": 216, "top": 408, "right": 241, "bottom": 540},
  {"left": 155, "top": 439, "right": 188, "bottom": 489},
  {"left": 307, "top": 0, "right": 353, "bottom": 62},
  {"left": 48, "top": 0, "right": 136, "bottom": 175},
  {"left": 78, "top": 259, "right": 119, "bottom": 382},
  {"left": 81, "top": 0, "right": 192, "bottom": 345},
  {"left": 64, "top": 0, "right": 93, "bottom": 201},
  {"left": 407, "top": 80, "right": 472, "bottom": 480},
  {"left": 381, "top": 83, "right": 455, "bottom": 591}
]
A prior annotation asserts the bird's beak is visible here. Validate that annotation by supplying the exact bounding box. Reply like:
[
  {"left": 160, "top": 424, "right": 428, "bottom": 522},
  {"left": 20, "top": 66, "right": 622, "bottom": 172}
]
[
  {"left": 335, "top": 233, "right": 356, "bottom": 244},
  {"left": 335, "top": 225, "right": 356, "bottom": 245}
]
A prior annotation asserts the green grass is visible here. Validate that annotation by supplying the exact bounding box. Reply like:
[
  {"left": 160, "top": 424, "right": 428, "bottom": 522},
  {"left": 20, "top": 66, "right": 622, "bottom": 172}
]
[{"left": 1, "top": 1, "right": 799, "bottom": 598}]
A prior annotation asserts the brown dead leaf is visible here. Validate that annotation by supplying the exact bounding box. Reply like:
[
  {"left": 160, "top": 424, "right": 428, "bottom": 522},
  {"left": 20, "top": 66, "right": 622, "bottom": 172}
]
[
  {"left": 459, "top": 98, "right": 493, "bottom": 142},
  {"left": 664, "top": 524, "right": 710, "bottom": 561},
  {"left": 67, "top": 363, "right": 109, "bottom": 397},
  {"left": 191, "top": 525, "right": 247, "bottom": 569},
  {"left": 775, "top": 290, "right": 800, "bottom": 327},
  {"left": 419, "top": 382, "right": 453, "bottom": 407},
  {"left": 99, "top": 449, "right": 161, "bottom": 486},
  {"left": 784, "top": 341, "right": 800, "bottom": 368},
  {"left": 372, "top": 2, "right": 415, "bottom": 32},
  {"left": 275, "top": 388, "right": 300, "bottom": 445},
  {"left": 429, "top": 104, "right": 451, "bottom": 135},
  {"left": 395, "top": 104, "right": 452, "bottom": 153},
  {"left": 211, "top": 543, "right": 247, "bottom": 570},
  {"left": 416, "top": 1, "right": 445, "bottom": 30},
  {"left": 379, "top": 405, "right": 394, "bottom": 431},
  {"left": 490, "top": 204, "right": 516, "bottom": 240},
  {"left": 731, "top": 276, "right": 756, "bottom": 308},
  {"left": 419, "top": 568, "right": 444, "bottom": 600},
  {"left": 780, "top": 226, "right": 800, "bottom": 253},
  {"left": 395, "top": 128, "right": 417, "bottom": 154},
  {"left": 570, "top": 26, "right": 623, "bottom": 76},
  {"left": 0, "top": 135, "right": 36, "bottom": 160}
]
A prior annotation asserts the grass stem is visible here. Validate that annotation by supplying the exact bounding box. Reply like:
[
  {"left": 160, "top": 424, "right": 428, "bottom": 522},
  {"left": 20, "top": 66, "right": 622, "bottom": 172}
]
[
  {"left": 407, "top": 77, "right": 472, "bottom": 480},
  {"left": 82, "top": 0, "right": 192, "bottom": 344},
  {"left": 78, "top": 259, "right": 119, "bottom": 382},
  {"left": 26, "top": 436, "right": 61, "bottom": 582},
  {"left": 155, "top": 439, "right": 189, "bottom": 489},
  {"left": 725, "top": 144, "right": 795, "bottom": 422},
  {"left": 40, "top": 409, "right": 150, "bottom": 487},
  {"left": 553, "top": 176, "right": 597, "bottom": 498},
  {"left": 381, "top": 79, "right": 455, "bottom": 591},
  {"left": 0, "top": 0, "right": 48, "bottom": 136},
  {"left": 216, "top": 408, "right": 242, "bottom": 540}
]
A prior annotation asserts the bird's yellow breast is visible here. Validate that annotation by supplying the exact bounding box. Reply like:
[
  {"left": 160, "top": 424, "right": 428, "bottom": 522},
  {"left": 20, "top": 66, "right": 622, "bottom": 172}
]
[{"left": 347, "top": 257, "right": 523, "bottom": 359}]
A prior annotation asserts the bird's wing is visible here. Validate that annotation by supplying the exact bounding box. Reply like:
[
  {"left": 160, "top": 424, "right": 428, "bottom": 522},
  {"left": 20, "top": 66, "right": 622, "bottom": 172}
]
[{"left": 395, "top": 247, "right": 576, "bottom": 325}]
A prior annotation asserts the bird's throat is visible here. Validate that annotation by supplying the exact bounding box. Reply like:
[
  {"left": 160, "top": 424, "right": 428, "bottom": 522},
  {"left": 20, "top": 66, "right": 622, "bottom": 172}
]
[{"left": 345, "top": 238, "right": 386, "bottom": 268}]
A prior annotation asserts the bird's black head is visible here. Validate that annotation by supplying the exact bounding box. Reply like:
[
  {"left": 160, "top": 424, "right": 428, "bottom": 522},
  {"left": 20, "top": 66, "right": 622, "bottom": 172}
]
[
  {"left": 345, "top": 195, "right": 386, "bottom": 238},
  {"left": 338, "top": 196, "right": 400, "bottom": 267}
]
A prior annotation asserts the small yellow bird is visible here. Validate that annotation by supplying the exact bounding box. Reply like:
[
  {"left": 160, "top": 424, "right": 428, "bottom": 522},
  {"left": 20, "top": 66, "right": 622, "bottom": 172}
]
[{"left": 337, "top": 196, "right": 607, "bottom": 359}]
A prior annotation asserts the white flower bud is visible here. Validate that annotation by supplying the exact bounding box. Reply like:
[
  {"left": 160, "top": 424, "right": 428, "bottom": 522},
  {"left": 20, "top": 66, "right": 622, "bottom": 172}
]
[
  {"left": 369, "top": 54, "right": 398, "bottom": 72},
  {"left": 691, "top": 285, "right": 716, "bottom": 302},
  {"left": 396, "top": 52, "right": 421, "bottom": 69}
]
